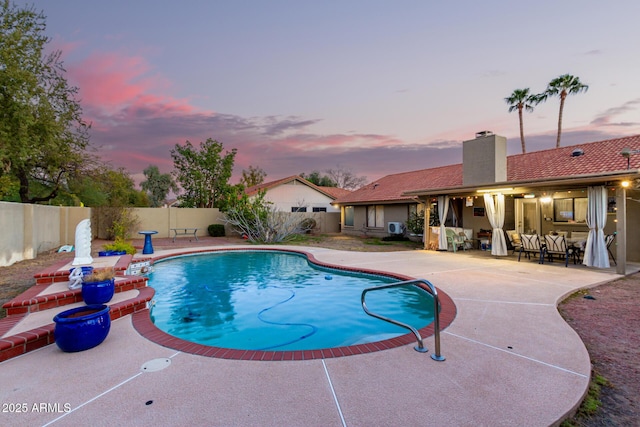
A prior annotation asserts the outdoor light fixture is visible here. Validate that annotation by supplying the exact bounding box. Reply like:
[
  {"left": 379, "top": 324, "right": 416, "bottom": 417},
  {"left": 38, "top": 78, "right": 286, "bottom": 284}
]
[
  {"left": 540, "top": 196, "right": 553, "bottom": 203},
  {"left": 620, "top": 147, "right": 640, "bottom": 170},
  {"left": 523, "top": 194, "right": 535, "bottom": 199},
  {"left": 477, "top": 188, "right": 513, "bottom": 193},
  {"left": 621, "top": 181, "right": 630, "bottom": 188}
]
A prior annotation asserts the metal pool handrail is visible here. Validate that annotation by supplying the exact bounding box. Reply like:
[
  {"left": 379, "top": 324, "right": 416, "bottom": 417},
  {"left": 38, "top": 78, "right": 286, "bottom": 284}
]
[{"left": 361, "top": 279, "right": 445, "bottom": 361}]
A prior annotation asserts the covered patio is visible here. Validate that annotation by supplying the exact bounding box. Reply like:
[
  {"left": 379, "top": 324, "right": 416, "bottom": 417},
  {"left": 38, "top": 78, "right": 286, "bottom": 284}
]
[{"left": 407, "top": 133, "right": 640, "bottom": 275}]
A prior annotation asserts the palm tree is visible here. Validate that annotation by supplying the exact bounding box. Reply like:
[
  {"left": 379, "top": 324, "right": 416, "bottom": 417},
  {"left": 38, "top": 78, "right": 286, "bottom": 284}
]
[
  {"left": 542, "top": 74, "right": 589, "bottom": 148},
  {"left": 504, "top": 88, "right": 542, "bottom": 153}
]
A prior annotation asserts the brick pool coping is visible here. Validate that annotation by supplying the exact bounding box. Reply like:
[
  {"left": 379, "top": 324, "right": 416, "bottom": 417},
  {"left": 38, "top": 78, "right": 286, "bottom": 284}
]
[{"left": 132, "top": 247, "right": 457, "bottom": 361}]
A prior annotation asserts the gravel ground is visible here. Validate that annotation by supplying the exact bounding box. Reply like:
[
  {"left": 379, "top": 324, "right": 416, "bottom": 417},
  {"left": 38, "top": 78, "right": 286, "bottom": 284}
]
[{"left": 1, "top": 234, "right": 637, "bottom": 425}]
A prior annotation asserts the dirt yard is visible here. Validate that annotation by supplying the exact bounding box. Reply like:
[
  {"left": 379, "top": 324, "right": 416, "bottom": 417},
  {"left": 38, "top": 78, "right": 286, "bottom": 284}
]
[{"left": 1, "top": 234, "right": 637, "bottom": 425}]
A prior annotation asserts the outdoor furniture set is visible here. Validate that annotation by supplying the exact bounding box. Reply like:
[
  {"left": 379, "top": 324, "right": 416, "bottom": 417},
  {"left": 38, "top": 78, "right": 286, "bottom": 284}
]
[{"left": 516, "top": 231, "right": 617, "bottom": 267}]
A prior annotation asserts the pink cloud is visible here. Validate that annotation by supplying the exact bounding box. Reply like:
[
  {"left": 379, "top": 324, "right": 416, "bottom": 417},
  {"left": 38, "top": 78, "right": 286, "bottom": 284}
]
[{"left": 67, "top": 52, "right": 201, "bottom": 119}]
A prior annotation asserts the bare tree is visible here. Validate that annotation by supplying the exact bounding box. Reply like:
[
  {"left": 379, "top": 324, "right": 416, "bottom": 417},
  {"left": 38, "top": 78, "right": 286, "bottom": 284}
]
[
  {"left": 325, "top": 165, "right": 367, "bottom": 190},
  {"left": 222, "top": 192, "right": 315, "bottom": 243}
]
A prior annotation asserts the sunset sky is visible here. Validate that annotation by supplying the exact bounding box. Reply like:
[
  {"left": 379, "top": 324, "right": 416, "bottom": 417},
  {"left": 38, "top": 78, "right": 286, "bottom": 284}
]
[{"left": 20, "top": 1, "right": 640, "bottom": 185}]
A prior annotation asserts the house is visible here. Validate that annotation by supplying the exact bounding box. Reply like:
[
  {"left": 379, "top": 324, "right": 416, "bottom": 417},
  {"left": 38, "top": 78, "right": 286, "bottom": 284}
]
[
  {"left": 245, "top": 175, "right": 349, "bottom": 213},
  {"left": 332, "top": 166, "right": 456, "bottom": 236},
  {"left": 334, "top": 133, "right": 640, "bottom": 273}
]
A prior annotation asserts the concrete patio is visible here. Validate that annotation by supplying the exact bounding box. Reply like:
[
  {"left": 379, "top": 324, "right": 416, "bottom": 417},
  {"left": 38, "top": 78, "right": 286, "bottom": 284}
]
[{"left": 1, "top": 243, "right": 636, "bottom": 427}]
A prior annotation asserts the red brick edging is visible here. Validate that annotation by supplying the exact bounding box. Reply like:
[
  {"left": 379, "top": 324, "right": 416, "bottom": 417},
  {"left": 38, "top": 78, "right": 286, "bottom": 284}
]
[{"left": 133, "top": 248, "right": 457, "bottom": 361}]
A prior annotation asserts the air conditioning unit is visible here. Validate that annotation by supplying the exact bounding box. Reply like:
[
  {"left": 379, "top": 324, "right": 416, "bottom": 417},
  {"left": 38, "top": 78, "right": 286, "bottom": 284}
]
[{"left": 387, "top": 222, "right": 403, "bottom": 234}]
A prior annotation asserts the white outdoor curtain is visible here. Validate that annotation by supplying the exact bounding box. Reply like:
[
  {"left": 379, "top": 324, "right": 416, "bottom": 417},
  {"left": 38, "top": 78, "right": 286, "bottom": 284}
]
[
  {"left": 437, "top": 195, "right": 449, "bottom": 250},
  {"left": 583, "top": 186, "right": 610, "bottom": 268},
  {"left": 483, "top": 193, "right": 508, "bottom": 256}
]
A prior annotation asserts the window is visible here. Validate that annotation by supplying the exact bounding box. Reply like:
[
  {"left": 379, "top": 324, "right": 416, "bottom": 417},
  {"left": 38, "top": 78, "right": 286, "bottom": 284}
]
[
  {"left": 408, "top": 203, "right": 424, "bottom": 216},
  {"left": 312, "top": 207, "right": 327, "bottom": 212},
  {"left": 344, "top": 206, "right": 354, "bottom": 227},
  {"left": 553, "top": 197, "right": 587, "bottom": 222},
  {"left": 291, "top": 207, "right": 307, "bottom": 212},
  {"left": 366, "top": 205, "right": 384, "bottom": 228}
]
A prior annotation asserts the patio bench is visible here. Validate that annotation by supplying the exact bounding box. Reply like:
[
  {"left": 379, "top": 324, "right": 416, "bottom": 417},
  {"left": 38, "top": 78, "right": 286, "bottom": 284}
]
[{"left": 171, "top": 228, "right": 199, "bottom": 242}]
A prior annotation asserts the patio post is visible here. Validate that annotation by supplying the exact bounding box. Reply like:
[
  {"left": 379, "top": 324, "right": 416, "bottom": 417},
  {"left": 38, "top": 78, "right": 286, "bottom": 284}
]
[{"left": 616, "top": 186, "right": 627, "bottom": 275}]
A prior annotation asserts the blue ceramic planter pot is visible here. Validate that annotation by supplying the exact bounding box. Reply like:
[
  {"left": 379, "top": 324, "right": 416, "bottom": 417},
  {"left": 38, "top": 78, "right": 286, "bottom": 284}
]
[
  {"left": 53, "top": 305, "right": 111, "bottom": 352},
  {"left": 98, "top": 250, "right": 126, "bottom": 256},
  {"left": 82, "top": 278, "right": 115, "bottom": 305}
]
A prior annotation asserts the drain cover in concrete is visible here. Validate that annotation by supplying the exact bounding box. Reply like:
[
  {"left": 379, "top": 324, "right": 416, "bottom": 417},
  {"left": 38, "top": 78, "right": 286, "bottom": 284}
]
[{"left": 141, "top": 358, "right": 171, "bottom": 372}]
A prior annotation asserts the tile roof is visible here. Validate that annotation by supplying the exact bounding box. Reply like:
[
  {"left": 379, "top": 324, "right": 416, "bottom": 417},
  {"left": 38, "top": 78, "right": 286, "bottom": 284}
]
[
  {"left": 317, "top": 186, "right": 353, "bottom": 199},
  {"left": 335, "top": 134, "right": 640, "bottom": 204},
  {"left": 245, "top": 175, "right": 300, "bottom": 196},
  {"left": 335, "top": 165, "right": 462, "bottom": 204},
  {"left": 245, "top": 175, "right": 350, "bottom": 200}
]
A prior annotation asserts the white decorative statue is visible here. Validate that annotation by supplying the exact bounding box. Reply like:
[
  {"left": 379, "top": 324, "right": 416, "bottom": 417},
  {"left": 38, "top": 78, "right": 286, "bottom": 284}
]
[{"left": 72, "top": 219, "right": 93, "bottom": 266}]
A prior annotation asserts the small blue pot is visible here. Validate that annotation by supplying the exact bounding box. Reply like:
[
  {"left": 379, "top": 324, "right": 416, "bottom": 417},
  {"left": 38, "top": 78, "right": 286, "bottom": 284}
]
[
  {"left": 82, "top": 278, "right": 115, "bottom": 305},
  {"left": 53, "top": 305, "right": 111, "bottom": 352}
]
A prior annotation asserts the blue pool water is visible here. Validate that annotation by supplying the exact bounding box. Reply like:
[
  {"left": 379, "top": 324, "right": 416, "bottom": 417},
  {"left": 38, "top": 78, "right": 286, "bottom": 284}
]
[{"left": 148, "top": 251, "right": 435, "bottom": 351}]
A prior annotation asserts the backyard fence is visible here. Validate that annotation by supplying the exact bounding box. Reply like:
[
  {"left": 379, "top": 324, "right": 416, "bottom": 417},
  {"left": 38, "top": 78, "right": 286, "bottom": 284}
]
[{"left": 0, "top": 202, "right": 340, "bottom": 267}]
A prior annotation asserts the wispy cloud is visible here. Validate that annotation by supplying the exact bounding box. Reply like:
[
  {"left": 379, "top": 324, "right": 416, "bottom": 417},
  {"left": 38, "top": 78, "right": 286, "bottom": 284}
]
[
  {"left": 590, "top": 98, "right": 640, "bottom": 126},
  {"left": 65, "top": 50, "right": 637, "bottom": 185}
]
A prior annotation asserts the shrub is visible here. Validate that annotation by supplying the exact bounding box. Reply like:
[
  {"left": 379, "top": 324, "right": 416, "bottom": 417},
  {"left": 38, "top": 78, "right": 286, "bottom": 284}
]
[
  {"left": 406, "top": 210, "right": 425, "bottom": 234},
  {"left": 208, "top": 224, "right": 226, "bottom": 237},
  {"left": 103, "top": 238, "right": 136, "bottom": 255},
  {"left": 299, "top": 218, "right": 317, "bottom": 233},
  {"left": 96, "top": 207, "right": 140, "bottom": 240},
  {"left": 223, "top": 192, "right": 309, "bottom": 243}
]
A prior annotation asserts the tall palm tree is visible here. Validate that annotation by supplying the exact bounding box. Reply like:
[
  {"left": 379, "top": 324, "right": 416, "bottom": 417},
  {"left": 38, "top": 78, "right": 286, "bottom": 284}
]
[
  {"left": 543, "top": 74, "right": 589, "bottom": 148},
  {"left": 504, "top": 88, "right": 542, "bottom": 154}
]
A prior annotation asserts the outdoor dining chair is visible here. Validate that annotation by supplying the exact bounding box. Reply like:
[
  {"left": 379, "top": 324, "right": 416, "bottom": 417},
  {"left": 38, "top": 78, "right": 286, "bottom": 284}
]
[
  {"left": 605, "top": 234, "right": 617, "bottom": 265},
  {"left": 506, "top": 230, "right": 521, "bottom": 254},
  {"left": 518, "top": 234, "right": 544, "bottom": 264},
  {"left": 543, "top": 234, "right": 571, "bottom": 267}
]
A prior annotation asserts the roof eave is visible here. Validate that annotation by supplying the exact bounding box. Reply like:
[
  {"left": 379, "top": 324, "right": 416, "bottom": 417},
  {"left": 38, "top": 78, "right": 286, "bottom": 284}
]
[
  {"left": 403, "top": 169, "right": 640, "bottom": 197},
  {"left": 333, "top": 197, "right": 417, "bottom": 206}
]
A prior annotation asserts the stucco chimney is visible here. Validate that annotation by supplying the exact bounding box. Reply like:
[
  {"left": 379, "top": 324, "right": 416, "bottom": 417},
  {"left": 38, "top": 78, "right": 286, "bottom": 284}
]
[{"left": 463, "top": 131, "right": 507, "bottom": 186}]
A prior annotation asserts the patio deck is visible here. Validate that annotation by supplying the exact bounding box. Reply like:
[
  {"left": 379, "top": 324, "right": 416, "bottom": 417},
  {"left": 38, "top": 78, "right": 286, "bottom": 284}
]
[{"left": 1, "top": 241, "right": 637, "bottom": 427}]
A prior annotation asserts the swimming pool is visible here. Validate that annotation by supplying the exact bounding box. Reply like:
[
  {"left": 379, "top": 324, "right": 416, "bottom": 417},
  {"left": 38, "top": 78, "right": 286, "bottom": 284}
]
[{"left": 147, "top": 250, "right": 436, "bottom": 352}]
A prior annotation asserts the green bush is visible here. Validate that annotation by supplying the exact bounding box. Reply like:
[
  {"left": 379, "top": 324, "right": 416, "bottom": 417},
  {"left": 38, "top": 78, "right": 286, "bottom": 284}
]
[
  {"left": 103, "top": 238, "right": 136, "bottom": 255},
  {"left": 406, "top": 210, "right": 425, "bottom": 234},
  {"left": 208, "top": 224, "right": 226, "bottom": 237}
]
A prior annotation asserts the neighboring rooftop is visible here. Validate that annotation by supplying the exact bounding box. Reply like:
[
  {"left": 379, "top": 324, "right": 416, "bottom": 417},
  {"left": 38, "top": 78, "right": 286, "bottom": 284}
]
[{"left": 245, "top": 175, "right": 351, "bottom": 200}]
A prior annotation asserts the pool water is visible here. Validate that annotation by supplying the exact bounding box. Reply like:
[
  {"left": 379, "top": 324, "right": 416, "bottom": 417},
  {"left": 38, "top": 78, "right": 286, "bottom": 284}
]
[{"left": 148, "top": 251, "right": 435, "bottom": 351}]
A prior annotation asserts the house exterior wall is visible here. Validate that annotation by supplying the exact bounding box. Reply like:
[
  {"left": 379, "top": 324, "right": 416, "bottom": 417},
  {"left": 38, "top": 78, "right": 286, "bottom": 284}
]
[
  {"left": 261, "top": 181, "right": 339, "bottom": 212},
  {"left": 627, "top": 189, "right": 640, "bottom": 262},
  {"left": 341, "top": 203, "right": 414, "bottom": 237}
]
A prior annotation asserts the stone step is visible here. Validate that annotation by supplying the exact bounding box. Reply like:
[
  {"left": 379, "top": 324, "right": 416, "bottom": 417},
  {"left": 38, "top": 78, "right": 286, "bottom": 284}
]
[
  {"left": 33, "top": 255, "right": 133, "bottom": 285},
  {"left": 0, "top": 287, "right": 154, "bottom": 362},
  {"left": 2, "top": 275, "right": 147, "bottom": 316},
  {"left": 0, "top": 255, "right": 155, "bottom": 363}
]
